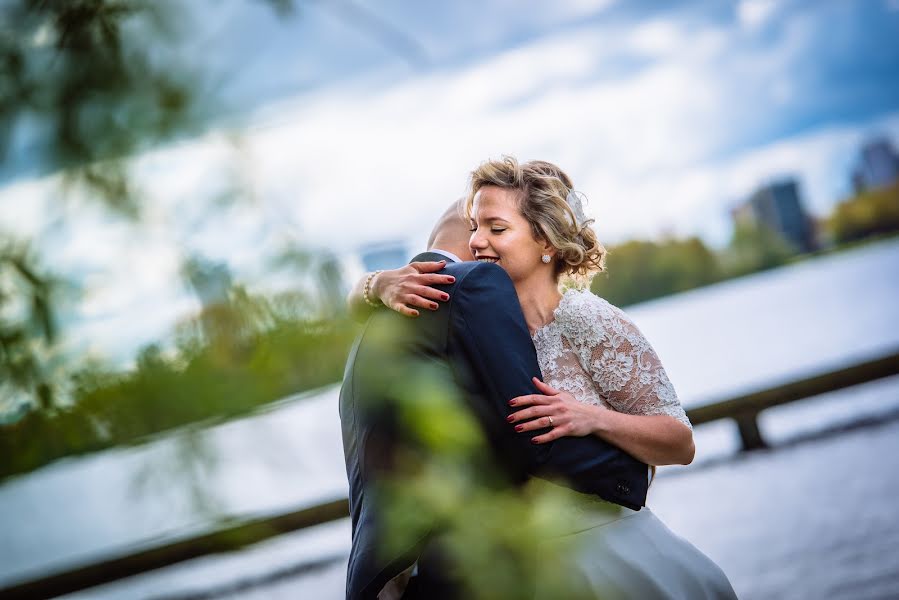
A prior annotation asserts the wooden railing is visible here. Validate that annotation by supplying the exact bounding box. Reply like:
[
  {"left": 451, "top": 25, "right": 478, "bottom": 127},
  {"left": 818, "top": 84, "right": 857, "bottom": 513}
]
[
  {"left": 0, "top": 499, "right": 350, "bottom": 600},
  {"left": 2, "top": 348, "right": 897, "bottom": 599},
  {"left": 688, "top": 349, "right": 899, "bottom": 450}
]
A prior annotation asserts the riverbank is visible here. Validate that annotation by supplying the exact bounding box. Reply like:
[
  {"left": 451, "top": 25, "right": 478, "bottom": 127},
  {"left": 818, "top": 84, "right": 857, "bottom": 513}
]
[{"left": 55, "top": 374, "right": 899, "bottom": 599}]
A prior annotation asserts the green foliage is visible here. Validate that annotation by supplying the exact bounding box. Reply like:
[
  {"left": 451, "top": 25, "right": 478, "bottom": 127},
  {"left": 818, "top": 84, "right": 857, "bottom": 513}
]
[
  {"left": 0, "top": 286, "right": 358, "bottom": 482},
  {"left": 381, "top": 467, "right": 595, "bottom": 599},
  {"left": 718, "top": 222, "right": 796, "bottom": 278},
  {"left": 0, "top": 0, "right": 413, "bottom": 483},
  {"left": 0, "top": 239, "right": 67, "bottom": 415},
  {"left": 827, "top": 181, "right": 899, "bottom": 245},
  {"left": 0, "top": 0, "right": 317, "bottom": 478},
  {"left": 591, "top": 225, "right": 814, "bottom": 308},
  {"left": 591, "top": 237, "right": 722, "bottom": 307},
  {"left": 361, "top": 325, "right": 595, "bottom": 599},
  {"left": 1, "top": 0, "right": 207, "bottom": 216}
]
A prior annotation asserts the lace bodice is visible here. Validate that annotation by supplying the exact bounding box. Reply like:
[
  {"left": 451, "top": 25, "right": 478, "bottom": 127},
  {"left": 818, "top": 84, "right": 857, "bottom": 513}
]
[{"left": 531, "top": 289, "right": 691, "bottom": 429}]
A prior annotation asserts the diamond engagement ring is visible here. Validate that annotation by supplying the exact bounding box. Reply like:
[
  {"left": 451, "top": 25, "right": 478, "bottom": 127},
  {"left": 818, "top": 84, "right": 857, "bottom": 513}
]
[{"left": 548, "top": 416, "right": 554, "bottom": 427}]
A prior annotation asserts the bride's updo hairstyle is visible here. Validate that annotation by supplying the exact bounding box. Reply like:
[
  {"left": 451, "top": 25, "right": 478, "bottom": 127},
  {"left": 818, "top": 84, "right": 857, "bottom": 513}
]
[{"left": 465, "top": 156, "right": 606, "bottom": 281}]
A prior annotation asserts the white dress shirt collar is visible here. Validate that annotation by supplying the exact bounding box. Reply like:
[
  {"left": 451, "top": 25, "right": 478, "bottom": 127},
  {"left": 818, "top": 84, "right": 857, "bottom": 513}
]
[{"left": 427, "top": 248, "right": 463, "bottom": 263}]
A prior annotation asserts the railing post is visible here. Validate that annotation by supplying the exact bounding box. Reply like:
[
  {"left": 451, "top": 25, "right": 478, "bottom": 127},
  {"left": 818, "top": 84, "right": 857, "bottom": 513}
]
[{"left": 734, "top": 412, "right": 767, "bottom": 451}]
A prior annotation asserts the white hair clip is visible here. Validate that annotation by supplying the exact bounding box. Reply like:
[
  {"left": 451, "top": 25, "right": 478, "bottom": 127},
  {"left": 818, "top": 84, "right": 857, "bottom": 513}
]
[{"left": 565, "top": 189, "right": 590, "bottom": 229}]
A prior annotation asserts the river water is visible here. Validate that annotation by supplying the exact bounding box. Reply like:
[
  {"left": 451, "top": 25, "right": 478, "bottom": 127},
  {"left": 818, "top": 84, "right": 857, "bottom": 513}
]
[{"left": 1, "top": 238, "right": 898, "bottom": 599}]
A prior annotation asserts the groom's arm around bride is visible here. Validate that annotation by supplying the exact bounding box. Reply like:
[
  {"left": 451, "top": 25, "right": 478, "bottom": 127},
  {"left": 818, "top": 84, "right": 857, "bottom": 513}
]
[{"left": 339, "top": 207, "right": 648, "bottom": 599}]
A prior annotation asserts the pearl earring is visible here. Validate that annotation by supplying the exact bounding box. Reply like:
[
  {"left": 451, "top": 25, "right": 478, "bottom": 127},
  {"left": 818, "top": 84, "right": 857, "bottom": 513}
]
[{"left": 541, "top": 254, "right": 551, "bottom": 264}]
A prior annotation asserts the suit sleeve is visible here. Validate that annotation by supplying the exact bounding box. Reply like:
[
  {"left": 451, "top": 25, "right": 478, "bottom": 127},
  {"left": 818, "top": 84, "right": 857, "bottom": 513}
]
[{"left": 450, "top": 263, "right": 649, "bottom": 510}]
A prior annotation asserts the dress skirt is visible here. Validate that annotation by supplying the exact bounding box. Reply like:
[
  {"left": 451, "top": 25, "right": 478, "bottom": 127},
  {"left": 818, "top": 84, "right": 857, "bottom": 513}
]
[{"left": 535, "top": 484, "right": 738, "bottom": 600}]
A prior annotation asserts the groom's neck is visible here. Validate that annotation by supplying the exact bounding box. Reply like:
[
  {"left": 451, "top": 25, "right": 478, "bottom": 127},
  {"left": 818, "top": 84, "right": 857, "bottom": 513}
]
[
  {"left": 426, "top": 247, "right": 465, "bottom": 263},
  {"left": 428, "top": 241, "right": 473, "bottom": 262}
]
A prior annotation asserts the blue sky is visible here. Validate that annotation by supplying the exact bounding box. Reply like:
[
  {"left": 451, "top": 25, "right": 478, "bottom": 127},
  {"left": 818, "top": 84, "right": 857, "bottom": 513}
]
[
  {"left": 206, "top": 0, "right": 899, "bottom": 154},
  {"left": 2, "top": 0, "right": 899, "bottom": 367},
  {"left": 185, "top": 0, "right": 899, "bottom": 246}
]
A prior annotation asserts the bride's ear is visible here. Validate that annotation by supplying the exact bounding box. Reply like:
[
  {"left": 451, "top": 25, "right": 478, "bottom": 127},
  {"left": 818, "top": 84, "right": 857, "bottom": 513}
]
[{"left": 541, "top": 239, "right": 556, "bottom": 258}]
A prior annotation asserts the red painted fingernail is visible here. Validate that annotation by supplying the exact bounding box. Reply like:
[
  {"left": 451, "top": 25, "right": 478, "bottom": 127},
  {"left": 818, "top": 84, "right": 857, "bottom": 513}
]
[
  {"left": 431, "top": 303, "right": 438, "bottom": 310},
  {"left": 447, "top": 277, "right": 455, "bottom": 282},
  {"left": 506, "top": 415, "right": 514, "bottom": 422},
  {"left": 531, "top": 438, "right": 539, "bottom": 444},
  {"left": 514, "top": 424, "right": 524, "bottom": 432},
  {"left": 441, "top": 293, "right": 449, "bottom": 300},
  {"left": 508, "top": 400, "right": 516, "bottom": 406}
]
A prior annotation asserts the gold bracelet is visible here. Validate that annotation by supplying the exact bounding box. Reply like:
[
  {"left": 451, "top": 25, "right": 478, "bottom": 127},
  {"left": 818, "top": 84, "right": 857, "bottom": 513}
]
[{"left": 362, "top": 270, "right": 383, "bottom": 308}]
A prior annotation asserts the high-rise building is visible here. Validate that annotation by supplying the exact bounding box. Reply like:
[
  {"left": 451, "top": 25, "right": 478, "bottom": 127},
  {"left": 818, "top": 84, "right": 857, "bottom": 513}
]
[
  {"left": 851, "top": 137, "right": 899, "bottom": 194},
  {"left": 735, "top": 179, "right": 817, "bottom": 253},
  {"left": 183, "top": 257, "right": 233, "bottom": 307},
  {"left": 360, "top": 241, "right": 409, "bottom": 272}
]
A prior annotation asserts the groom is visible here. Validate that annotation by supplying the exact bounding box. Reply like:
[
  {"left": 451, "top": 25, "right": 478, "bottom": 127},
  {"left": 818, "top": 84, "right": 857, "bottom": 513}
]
[{"left": 339, "top": 201, "right": 649, "bottom": 599}]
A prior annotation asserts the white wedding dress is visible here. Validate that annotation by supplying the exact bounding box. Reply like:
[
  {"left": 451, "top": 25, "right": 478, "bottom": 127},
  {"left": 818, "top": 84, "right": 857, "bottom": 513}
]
[{"left": 531, "top": 289, "right": 737, "bottom": 600}]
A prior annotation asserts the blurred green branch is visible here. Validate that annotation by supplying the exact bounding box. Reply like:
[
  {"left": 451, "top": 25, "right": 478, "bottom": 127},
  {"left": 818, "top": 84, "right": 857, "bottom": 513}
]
[
  {"left": 0, "top": 238, "right": 66, "bottom": 415},
  {"left": 0, "top": 282, "right": 358, "bottom": 482},
  {"left": 0, "top": 0, "right": 430, "bottom": 483},
  {"left": 1, "top": 0, "right": 208, "bottom": 216}
]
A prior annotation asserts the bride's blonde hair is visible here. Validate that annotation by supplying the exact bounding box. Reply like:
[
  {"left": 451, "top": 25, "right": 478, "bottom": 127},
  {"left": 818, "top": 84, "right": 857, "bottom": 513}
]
[{"left": 465, "top": 156, "right": 606, "bottom": 282}]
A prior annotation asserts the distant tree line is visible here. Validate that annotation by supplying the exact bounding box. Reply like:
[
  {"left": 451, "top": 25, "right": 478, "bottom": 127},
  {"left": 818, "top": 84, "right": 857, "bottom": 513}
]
[
  {"left": 591, "top": 228, "right": 796, "bottom": 308},
  {"left": 826, "top": 181, "right": 899, "bottom": 245},
  {"left": 592, "top": 179, "right": 899, "bottom": 307},
  {"left": 590, "top": 237, "right": 722, "bottom": 307}
]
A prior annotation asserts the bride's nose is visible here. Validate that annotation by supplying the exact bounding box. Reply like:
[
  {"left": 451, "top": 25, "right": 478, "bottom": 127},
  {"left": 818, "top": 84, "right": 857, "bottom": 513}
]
[{"left": 469, "top": 227, "right": 488, "bottom": 250}]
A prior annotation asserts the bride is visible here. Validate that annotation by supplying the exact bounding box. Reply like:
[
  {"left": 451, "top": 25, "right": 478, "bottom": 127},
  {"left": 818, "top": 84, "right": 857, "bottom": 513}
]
[{"left": 352, "top": 157, "right": 736, "bottom": 598}]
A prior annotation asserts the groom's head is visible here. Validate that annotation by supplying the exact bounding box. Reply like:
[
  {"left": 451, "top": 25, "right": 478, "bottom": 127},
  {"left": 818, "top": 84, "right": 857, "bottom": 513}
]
[{"left": 427, "top": 199, "right": 475, "bottom": 261}]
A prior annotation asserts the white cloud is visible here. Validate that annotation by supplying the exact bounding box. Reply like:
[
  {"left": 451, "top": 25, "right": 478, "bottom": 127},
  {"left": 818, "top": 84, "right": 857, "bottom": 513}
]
[
  {"left": 225, "top": 19, "right": 758, "bottom": 254},
  {"left": 555, "top": 0, "right": 617, "bottom": 15},
  {"left": 737, "top": 0, "right": 778, "bottom": 30},
  {"left": 629, "top": 20, "right": 685, "bottom": 57},
  {"left": 0, "top": 179, "right": 53, "bottom": 240}
]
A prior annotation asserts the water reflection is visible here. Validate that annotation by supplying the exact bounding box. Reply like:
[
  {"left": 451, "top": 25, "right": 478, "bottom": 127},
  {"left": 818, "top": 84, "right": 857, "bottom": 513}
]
[{"left": 130, "top": 428, "right": 225, "bottom": 521}]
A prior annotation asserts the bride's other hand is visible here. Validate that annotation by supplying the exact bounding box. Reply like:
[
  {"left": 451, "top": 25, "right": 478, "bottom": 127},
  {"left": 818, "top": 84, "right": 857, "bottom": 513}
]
[
  {"left": 373, "top": 261, "right": 455, "bottom": 318},
  {"left": 507, "top": 377, "right": 602, "bottom": 443}
]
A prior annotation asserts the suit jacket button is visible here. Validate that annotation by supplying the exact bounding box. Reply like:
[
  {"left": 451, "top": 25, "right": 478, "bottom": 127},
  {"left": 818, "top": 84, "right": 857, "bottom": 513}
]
[{"left": 616, "top": 483, "right": 630, "bottom": 495}]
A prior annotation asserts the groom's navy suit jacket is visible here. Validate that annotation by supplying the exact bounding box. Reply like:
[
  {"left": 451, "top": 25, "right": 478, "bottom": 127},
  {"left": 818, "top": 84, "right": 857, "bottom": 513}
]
[{"left": 339, "top": 253, "right": 649, "bottom": 599}]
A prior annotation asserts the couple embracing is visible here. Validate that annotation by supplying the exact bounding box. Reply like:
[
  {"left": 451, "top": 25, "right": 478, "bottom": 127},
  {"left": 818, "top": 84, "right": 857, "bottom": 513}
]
[{"left": 339, "top": 157, "right": 737, "bottom": 599}]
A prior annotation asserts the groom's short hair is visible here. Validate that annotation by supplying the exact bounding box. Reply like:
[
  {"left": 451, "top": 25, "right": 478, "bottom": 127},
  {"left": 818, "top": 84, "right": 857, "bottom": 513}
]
[{"left": 427, "top": 198, "right": 469, "bottom": 250}]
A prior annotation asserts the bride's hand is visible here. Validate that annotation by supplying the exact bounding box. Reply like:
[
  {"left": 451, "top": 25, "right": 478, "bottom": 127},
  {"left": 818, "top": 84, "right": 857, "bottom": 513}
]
[
  {"left": 373, "top": 261, "right": 456, "bottom": 318},
  {"left": 507, "top": 377, "right": 603, "bottom": 443}
]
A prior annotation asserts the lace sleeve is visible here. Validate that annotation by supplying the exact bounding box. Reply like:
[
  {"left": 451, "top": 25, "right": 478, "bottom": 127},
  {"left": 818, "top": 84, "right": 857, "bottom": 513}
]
[{"left": 565, "top": 293, "right": 692, "bottom": 429}]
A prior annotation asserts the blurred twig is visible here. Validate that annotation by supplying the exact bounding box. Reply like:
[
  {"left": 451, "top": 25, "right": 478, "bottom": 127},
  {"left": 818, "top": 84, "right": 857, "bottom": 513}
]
[{"left": 0, "top": 237, "right": 64, "bottom": 413}]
